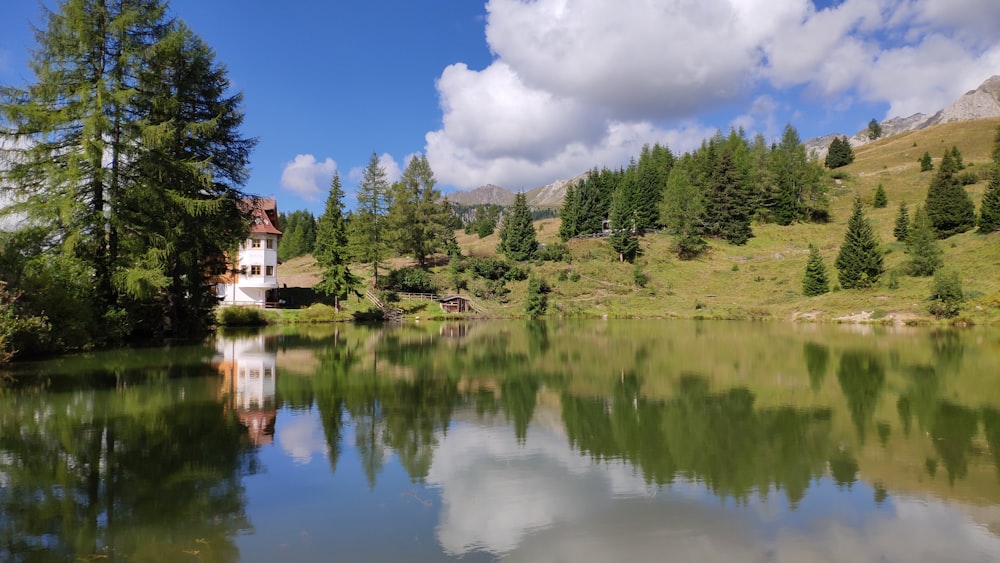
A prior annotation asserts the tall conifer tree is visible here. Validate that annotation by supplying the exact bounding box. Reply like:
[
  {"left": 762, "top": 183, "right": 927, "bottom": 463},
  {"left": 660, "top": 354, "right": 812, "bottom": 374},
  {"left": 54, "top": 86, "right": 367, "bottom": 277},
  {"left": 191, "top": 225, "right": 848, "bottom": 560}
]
[
  {"left": 386, "top": 155, "right": 453, "bottom": 266},
  {"left": 893, "top": 201, "right": 910, "bottom": 242},
  {"left": 0, "top": 0, "right": 173, "bottom": 311},
  {"left": 835, "top": 197, "right": 884, "bottom": 289},
  {"left": 314, "top": 173, "right": 358, "bottom": 311},
  {"left": 497, "top": 192, "right": 537, "bottom": 261},
  {"left": 925, "top": 150, "right": 975, "bottom": 238},
  {"left": 349, "top": 152, "right": 390, "bottom": 286},
  {"left": 905, "top": 206, "right": 943, "bottom": 277},
  {"left": 1, "top": 2, "right": 254, "bottom": 337}
]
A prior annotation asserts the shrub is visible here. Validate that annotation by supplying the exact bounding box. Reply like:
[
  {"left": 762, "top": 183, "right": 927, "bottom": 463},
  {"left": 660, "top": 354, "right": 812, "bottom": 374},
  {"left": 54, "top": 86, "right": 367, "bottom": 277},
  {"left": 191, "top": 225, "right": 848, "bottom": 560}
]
[
  {"left": 468, "top": 256, "right": 511, "bottom": 280},
  {"left": 633, "top": 264, "right": 649, "bottom": 288},
  {"left": 524, "top": 276, "right": 551, "bottom": 319},
  {"left": 957, "top": 170, "right": 980, "bottom": 186},
  {"left": 504, "top": 263, "right": 529, "bottom": 282},
  {"left": 537, "top": 242, "right": 571, "bottom": 262},
  {"left": 217, "top": 306, "right": 268, "bottom": 327},
  {"left": 928, "top": 269, "right": 964, "bottom": 319},
  {"left": 381, "top": 267, "right": 436, "bottom": 293}
]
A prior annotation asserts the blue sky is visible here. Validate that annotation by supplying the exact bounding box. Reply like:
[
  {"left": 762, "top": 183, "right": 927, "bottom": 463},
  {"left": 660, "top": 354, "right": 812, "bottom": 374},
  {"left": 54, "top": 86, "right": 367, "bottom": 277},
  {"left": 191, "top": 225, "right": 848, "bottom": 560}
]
[{"left": 2, "top": 0, "right": 999, "bottom": 216}]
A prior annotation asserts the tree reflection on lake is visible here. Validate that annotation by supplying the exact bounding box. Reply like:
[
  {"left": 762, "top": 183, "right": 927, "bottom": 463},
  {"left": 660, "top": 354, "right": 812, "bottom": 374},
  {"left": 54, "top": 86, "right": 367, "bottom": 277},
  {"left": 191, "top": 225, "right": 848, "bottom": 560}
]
[{"left": 2, "top": 320, "right": 1000, "bottom": 562}]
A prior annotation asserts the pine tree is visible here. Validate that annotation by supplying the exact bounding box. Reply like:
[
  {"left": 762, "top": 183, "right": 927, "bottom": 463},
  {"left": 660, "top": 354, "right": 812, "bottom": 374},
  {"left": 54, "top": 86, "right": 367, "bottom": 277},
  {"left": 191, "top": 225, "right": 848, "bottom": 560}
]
[
  {"left": 349, "top": 153, "right": 391, "bottom": 286},
  {"left": 314, "top": 173, "right": 359, "bottom": 311},
  {"left": 1, "top": 3, "right": 255, "bottom": 338},
  {"left": 873, "top": 183, "right": 888, "bottom": 208},
  {"left": 706, "top": 150, "right": 752, "bottom": 245},
  {"left": 978, "top": 126, "right": 1000, "bottom": 233},
  {"left": 558, "top": 182, "right": 580, "bottom": 241},
  {"left": 770, "top": 124, "right": 827, "bottom": 224},
  {"left": 497, "top": 192, "right": 537, "bottom": 261},
  {"left": 825, "top": 136, "right": 855, "bottom": 169},
  {"left": 609, "top": 167, "right": 640, "bottom": 262},
  {"left": 802, "top": 244, "right": 830, "bottom": 296},
  {"left": 524, "top": 276, "right": 550, "bottom": 319},
  {"left": 660, "top": 158, "right": 707, "bottom": 260},
  {"left": 386, "top": 155, "right": 453, "bottom": 266},
  {"left": 905, "top": 206, "right": 943, "bottom": 276},
  {"left": 951, "top": 146, "right": 965, "bottom": 169},
  {"left": 867, "top": 118, "right": 883, "bottom": 140},
  {"left": 0, "top": 0, "right": 172, "bottom": 312},
  {"left": 633, "top": 143, "right": 674, "bottom": 230},
  {"left": 835, "top": 197, "right": 884, "bottom": 289},
  {"left": 919, "top": 152, "right": 933, "bottom": 172},
  {"left": 893, "top": 201, "right": 910, "bottom": 241},
  {"left": 125, "top": 22, "right": 256, "bottom": 335},
  {"left": 925, "top": 150, "right": 976, "bottom": 238}
]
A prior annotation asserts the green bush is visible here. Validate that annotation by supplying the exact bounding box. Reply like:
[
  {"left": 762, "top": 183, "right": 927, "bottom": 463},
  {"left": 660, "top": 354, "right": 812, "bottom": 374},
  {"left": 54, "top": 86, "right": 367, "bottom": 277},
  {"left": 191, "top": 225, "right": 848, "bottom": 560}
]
[
  {"left": 468, "top": 256, "right": 511, "bottom": 280},
  {"left": 957, "top": 170, "right": 981, "bottom": 186},
  {"left": 217, "top": 306, "right": 268, "bottom": 327},
  {"left": 537, "top": 242, "right": 570, "bottom": 262},
  {"left": 0, "top": 282, "right": 51, "bottom": 364},
  {"left": 524, "top": 276, "right": 551, "bottom": 319},
  {"left": 381, "top": 267, "right": 436, "bottom": 293},
  {"left": 928, "top": 269, "right": 964, "bottom": 319}
]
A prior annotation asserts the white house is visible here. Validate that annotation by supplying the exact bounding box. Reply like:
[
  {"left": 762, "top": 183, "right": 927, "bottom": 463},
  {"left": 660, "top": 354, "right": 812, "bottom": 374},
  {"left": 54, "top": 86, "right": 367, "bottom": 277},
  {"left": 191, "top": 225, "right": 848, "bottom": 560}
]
[{"left": 217, "top": 198, "right": 282, "bottom": 307}]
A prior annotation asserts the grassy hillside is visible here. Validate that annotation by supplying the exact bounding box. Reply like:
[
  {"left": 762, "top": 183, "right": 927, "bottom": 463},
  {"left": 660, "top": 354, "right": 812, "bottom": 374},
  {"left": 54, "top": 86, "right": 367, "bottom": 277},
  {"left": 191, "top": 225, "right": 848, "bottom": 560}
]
[{"left": 280, "top": 118, "right": 1000, "bottom": 324}]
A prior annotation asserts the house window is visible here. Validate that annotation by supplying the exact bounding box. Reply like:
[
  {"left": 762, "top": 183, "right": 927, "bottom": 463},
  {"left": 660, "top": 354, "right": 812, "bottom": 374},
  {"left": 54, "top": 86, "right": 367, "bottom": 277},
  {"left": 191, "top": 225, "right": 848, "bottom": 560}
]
[
  {"left": 250, "top": 265, "right": 261, "bottom": 276},
  {"left": 251, "top": 238, "right": 261, "bottom": 248},
  {"left": 266, "top": 265, "right": 274, "bottom": 276},
  {"left": 266, "top": 239, "right": 274, "bottom": 249}
]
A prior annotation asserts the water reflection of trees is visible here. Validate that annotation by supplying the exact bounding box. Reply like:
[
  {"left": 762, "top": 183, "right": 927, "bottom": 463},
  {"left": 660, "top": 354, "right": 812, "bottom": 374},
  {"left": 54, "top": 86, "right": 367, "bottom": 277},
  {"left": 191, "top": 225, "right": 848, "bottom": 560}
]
[
  {"left": 282, "top": 323, "right": 1000, "bottom": 504},
  {"left": 0, "top": 376, "right": 254, "bottom": 562},
  {"left": 561, "top": 373, "right": 835, "bottom": 505}
]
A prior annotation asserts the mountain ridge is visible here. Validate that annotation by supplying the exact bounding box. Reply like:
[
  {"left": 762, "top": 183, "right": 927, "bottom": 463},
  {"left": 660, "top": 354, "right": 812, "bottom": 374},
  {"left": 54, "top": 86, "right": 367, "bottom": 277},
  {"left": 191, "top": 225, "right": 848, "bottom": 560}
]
[{"left": 447, "top": 75, "right": 1000, "bottom": 209}]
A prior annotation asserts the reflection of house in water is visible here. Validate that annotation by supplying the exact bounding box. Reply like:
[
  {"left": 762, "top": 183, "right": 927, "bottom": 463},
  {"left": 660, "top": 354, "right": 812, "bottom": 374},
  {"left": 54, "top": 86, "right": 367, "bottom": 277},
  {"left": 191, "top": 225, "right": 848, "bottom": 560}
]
[
  {"left": 215, "top": 334, "right": 277, "bottom": 446},
  {"left": 439, "top": 323, "right": 471, "bottom": 339}
]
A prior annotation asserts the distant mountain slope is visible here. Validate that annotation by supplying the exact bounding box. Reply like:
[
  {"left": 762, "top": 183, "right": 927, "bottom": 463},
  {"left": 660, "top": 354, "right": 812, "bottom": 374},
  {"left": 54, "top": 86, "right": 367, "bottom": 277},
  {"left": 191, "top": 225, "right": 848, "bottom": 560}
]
[
  {"left": 443, "top": 184, "right": 515, "bottom": 206},
  {"left": 806, "top": 75, "right": 1000, "bottom": 157},
  {"left": 450, "top": 76, "right": 1000, "bottom": 209}
]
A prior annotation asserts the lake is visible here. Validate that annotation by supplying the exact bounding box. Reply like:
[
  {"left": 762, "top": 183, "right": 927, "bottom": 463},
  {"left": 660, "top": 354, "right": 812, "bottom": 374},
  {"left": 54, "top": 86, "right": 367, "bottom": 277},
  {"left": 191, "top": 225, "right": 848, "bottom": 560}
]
[{"left": 2, "top": 320, "right": 1000, "bottom": 562}]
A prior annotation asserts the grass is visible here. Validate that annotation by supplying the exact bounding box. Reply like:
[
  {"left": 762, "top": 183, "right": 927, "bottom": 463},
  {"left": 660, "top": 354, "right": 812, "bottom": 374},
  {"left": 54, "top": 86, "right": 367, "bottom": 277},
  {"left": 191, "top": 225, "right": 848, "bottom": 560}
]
[{"left": 278, "top": 118, "right": 1000, "bottom": 325}]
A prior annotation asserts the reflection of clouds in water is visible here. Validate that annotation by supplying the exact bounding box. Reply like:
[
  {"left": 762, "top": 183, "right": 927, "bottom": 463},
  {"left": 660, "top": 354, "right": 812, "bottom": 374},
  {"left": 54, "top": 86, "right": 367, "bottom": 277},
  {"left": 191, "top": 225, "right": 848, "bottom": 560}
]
[
  {"left": 276, "top": 409, "right": 328, "bottom": 465},
  {"left": 426, "top": 418, "right": 1000, "bottom": 562}
]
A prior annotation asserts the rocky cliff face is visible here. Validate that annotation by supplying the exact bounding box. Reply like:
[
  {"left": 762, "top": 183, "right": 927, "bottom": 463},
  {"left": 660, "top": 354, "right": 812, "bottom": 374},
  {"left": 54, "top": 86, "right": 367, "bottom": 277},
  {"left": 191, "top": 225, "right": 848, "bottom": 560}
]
[{"left": 936, "top": 75, "right": 1000, "bottom": 123}]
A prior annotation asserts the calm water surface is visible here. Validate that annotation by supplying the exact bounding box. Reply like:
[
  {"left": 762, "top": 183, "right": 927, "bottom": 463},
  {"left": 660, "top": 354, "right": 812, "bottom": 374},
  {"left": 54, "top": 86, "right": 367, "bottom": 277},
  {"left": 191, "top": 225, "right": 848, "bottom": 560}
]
[{"left": 2, "top": 320, "right": 1000, "bottom": 562}]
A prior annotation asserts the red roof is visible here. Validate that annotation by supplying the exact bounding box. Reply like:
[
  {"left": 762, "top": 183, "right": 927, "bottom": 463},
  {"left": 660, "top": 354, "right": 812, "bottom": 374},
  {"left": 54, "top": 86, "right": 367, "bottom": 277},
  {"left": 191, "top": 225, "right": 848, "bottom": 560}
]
[{"left": 246, "top": 198, "right": 282, "bottom": 235}]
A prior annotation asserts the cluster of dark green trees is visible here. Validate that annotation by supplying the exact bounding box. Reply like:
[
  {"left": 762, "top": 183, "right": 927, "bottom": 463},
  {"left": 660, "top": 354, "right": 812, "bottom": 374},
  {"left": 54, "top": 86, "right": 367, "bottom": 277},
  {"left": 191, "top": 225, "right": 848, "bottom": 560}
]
[
  {"left": 559, "top": 126, "right": 828, "bottom": 262},
  {"left": 278, "top": 210, "right": 318, "bottom": 261},
  {"left": 311, "top": 153, "right": 457, "bottom": 302},
  {"left": 825, "top": 136, "right": 855, "bottom": 169},
  {"left": 1, "top": 0, "right": 256, "bottom": 360}
]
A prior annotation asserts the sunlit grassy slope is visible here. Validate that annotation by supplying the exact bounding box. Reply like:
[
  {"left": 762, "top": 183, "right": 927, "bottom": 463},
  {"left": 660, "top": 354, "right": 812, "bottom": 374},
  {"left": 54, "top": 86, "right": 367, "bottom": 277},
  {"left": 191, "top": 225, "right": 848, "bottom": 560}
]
[{"left": 282, "top": 118, "right": 1000, "bottom": 323}]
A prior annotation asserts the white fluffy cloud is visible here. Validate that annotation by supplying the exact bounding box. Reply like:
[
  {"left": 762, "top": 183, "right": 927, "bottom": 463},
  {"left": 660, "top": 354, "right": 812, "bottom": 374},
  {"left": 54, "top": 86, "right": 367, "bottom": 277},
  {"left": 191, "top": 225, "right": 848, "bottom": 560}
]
[
  {"left": 424, "top": 414, "right": 1000, "bottom": 562},
  {"left": 427, "top": 0, "right": 1000, "bottom": 190},
  {"left": 280, "top": 154, "right": 337, "bottom": 202}
]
